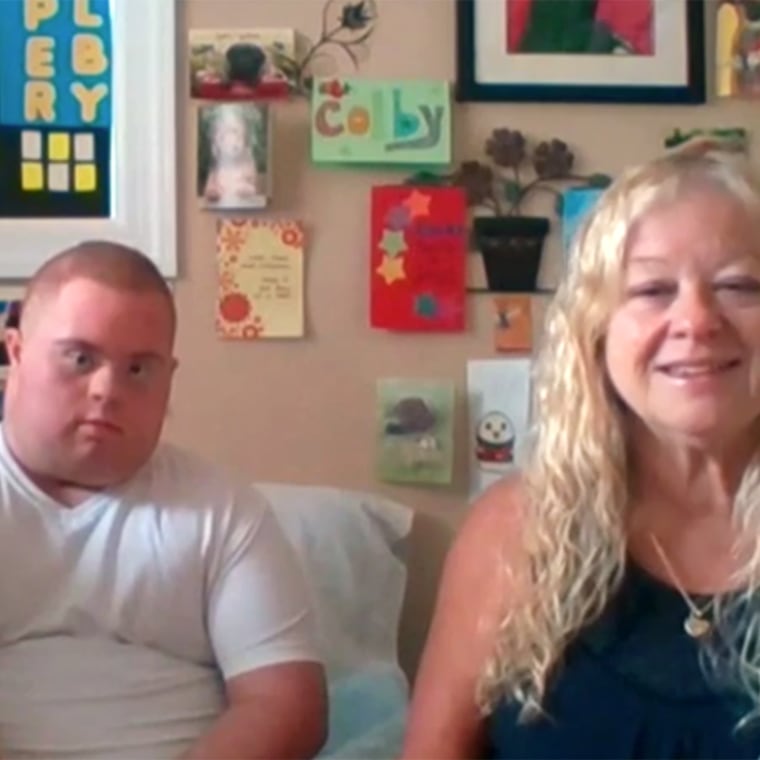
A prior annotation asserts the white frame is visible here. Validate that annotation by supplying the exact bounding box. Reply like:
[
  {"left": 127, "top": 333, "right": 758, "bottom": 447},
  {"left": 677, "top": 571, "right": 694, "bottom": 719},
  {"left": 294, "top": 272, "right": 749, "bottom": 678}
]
[{"left": 0, "top": 0, "right": 177, "bottom": 278}]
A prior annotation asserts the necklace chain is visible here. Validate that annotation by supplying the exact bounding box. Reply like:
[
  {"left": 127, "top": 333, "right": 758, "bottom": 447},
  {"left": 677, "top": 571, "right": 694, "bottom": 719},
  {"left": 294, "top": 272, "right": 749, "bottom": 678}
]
[{"left": 649, "top": 534, "right": 714, "bottom": 637}]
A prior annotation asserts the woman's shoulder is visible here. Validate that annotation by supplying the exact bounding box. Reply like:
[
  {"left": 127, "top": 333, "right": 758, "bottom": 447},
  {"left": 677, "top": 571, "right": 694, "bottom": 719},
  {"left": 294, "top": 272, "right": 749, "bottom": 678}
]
[
  {"left": 438, "top": 473, "right": 531, "bottom": 627},
  {"left": 454, "top": 473, "right": 528, "bottom": 569}
]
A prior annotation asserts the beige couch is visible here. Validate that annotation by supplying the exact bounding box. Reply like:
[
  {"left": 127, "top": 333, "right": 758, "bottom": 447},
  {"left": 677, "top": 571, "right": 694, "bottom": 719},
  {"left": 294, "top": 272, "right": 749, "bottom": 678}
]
[{"left": 254, "top": 482, "right": 453, "bottom": 758}]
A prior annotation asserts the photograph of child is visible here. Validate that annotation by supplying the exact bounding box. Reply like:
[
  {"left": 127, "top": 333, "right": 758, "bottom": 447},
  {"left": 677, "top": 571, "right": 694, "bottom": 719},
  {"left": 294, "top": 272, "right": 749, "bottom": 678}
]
[{"left": 197, "top": 103, "right": 271, "bottom": 211}]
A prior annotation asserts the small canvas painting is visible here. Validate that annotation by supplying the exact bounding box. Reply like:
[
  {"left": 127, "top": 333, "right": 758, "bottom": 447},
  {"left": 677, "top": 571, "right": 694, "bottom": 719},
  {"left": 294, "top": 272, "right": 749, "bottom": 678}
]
[
  {"left": 189, "top": 28, "right": 296, "bottom": 99},
  {"left": 376, "top": 378, "right": 455, "bottom": 486},
  {"left": 467, "top": 358, "right": 532, "bottom": 501},
  {"left": 561, "top": 187, "right": 605, "bottom": 257},
  {"left": 197, "top": 103, "right": 271, "bottom": 210},
  {"left": 0, "top": 300, "right": 21, "bottom": 382},
  {"left": 493, "top": 295, "right": 532, "bottom": 353},
  {"left": 716, "top": 2, "right": 760, "bottom": 97},
  {"left": 0, "top": 300, "right": 21, "bottom": 418}
]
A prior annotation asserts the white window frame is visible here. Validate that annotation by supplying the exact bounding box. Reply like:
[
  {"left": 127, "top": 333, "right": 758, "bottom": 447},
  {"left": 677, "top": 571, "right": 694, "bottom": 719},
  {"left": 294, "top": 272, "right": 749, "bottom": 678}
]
[{"left": 0, "top": 0, "right": 177, "bottom": 278}]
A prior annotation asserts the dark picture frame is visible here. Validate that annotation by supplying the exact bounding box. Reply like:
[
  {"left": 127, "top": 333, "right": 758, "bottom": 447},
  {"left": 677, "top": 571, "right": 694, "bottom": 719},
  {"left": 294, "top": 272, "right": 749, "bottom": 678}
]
[{"left": 456, "top": 0, "right": 705, "bottom": 104}]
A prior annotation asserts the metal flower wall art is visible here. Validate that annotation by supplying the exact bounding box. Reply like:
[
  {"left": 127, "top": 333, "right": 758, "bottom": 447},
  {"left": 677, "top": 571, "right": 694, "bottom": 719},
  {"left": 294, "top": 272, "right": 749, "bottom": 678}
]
[
  {"left": 453, "top": 128, "right": 610, "bottom": 218},
  {"left": 407, "top": 127, "right": 611, "bottom": 293},
  {"left": 275, "top": 0, "right": 378, "bottom": 96}
]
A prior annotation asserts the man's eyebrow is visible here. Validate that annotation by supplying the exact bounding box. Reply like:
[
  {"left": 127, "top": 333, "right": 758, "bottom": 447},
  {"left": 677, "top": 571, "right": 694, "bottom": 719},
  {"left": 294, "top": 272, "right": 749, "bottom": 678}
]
[
  {"left": 129, "top": 351, "right": 166, "bottom": 363},
  {"left": 51, "top": 340, "right": 165, "bottom": 362},
  {"left": 52, "top": 338, "right": 98, "bottom": 351}
]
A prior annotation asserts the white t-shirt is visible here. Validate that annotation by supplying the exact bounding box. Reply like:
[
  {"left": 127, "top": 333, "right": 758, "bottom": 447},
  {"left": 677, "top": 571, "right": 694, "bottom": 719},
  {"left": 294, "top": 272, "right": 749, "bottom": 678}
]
[{"left": 0, "top": 429, "right": 320, "bottom": 759}]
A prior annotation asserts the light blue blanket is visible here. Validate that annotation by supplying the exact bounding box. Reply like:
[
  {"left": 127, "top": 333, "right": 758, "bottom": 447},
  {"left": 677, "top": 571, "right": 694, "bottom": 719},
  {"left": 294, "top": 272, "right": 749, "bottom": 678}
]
[{"left": 319, "top": 665, "right": 409, "bottom": 759}]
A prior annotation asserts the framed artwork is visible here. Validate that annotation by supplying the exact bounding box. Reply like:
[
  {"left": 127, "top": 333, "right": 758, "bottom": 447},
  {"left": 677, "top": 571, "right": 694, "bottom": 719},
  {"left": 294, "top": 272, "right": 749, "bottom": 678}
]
[
  {"left": 0, "top": 0, "right": 176, "bottom": 278},
  {"left": 456, "top": 0, "right": 706, "bottom": 104},
  {"left": 716, "top": 1, "right": 760, "bottom": 97}
]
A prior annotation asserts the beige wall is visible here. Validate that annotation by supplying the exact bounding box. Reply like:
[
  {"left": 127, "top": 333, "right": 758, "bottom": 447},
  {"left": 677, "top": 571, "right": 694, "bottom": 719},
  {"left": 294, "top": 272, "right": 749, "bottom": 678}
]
[{"left": 167, "top": 0, "right": 755, "bottom": 522}]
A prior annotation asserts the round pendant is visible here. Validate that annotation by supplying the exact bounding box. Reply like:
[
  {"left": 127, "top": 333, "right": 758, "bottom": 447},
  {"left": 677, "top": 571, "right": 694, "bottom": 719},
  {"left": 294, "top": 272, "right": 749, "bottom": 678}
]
[{"left": 684, "top": 614, "right": 711, "bottom": 638}]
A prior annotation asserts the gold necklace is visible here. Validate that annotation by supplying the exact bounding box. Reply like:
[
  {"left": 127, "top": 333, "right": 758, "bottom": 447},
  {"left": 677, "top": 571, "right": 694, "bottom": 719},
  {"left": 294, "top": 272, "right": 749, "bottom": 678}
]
[{"left": 649, "top": 534, "right": 714, "bottom": 638}]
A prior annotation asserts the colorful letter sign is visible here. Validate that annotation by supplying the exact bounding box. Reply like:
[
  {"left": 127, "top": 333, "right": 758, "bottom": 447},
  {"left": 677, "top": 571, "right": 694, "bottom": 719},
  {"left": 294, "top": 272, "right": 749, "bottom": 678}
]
[
  {"left": 311, "top": 77, "right": 451, "bottom": 166},
  {"left": 0, "top": 0, "right": 112, "bottom": 216}
]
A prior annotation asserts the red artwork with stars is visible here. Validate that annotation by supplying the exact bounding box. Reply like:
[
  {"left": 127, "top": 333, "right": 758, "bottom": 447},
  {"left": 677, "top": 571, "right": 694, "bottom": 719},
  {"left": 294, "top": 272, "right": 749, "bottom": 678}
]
[{"left": 370, "top": 185, "right": 467, "bottom": 332}]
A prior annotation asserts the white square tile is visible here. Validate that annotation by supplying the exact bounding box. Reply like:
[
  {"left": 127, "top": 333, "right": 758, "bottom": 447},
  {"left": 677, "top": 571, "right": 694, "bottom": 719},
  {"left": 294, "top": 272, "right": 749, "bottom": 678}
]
[
  {"left": 74, "top": 133, "right": 95, "bottom": 161},
  {"left": 48, "top": 163, "right": 70, "bottom": 192},
  {"left": 21, "top": 130, "right": 42, "bottom": 160}
]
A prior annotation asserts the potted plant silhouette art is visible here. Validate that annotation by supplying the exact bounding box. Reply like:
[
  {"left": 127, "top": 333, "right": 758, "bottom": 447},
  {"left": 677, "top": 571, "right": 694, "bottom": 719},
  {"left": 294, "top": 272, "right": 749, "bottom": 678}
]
[{"left": 448, "top": 129, "right": 611, "bottom": 292}]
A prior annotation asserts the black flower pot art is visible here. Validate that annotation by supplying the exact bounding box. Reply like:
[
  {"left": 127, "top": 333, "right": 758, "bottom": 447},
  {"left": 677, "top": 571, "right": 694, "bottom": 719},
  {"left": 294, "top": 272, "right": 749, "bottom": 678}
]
[
  {"left": 405, "top": 126, "right": 611, "bottom": 293},
  {"left": 473, "top": 216, "right": 549, "bottom": 292}
]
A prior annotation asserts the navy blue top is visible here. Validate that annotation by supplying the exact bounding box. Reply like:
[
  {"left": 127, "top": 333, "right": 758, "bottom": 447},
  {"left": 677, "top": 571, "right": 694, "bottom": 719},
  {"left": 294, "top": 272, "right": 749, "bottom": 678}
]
[{"left": 486, "top": 562, "right": 760, "bottom": 759}]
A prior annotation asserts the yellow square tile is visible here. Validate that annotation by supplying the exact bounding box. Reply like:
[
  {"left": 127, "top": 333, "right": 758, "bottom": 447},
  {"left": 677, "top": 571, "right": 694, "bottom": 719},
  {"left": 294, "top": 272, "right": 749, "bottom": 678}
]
[
  {"left": 48, "top": 132, "right": 70, "bottom": 161},
  {"left": 21, "top": 162, "right": 44, "bottom": 191},
  {"left": 74, "top": 163, "right": 97, "bottom": 192}
]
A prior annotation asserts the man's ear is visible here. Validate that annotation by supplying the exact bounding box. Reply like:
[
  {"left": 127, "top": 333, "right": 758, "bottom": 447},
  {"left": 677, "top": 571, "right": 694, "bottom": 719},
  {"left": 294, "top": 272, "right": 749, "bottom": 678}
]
[{"left": 4, "top": 328, "right": 22, "bottom": 366}]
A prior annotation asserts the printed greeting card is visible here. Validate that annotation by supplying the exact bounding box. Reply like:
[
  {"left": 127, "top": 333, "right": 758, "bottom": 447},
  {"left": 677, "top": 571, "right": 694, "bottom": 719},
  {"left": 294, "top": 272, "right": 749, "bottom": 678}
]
[
  {"left": 375, "top": 378, "right": 455, "bottom": 486},
  {"left": 370, "top": 185, "right": 466, "bottom": 332},
  {"left": 216, "top": 219, "right": 304, "bottom": 339}
]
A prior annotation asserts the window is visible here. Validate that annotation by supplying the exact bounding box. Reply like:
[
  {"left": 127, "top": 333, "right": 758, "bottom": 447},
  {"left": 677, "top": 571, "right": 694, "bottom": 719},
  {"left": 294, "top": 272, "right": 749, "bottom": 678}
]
[{"left": 0, "top": 0, "right": 176, "bottom": 277}]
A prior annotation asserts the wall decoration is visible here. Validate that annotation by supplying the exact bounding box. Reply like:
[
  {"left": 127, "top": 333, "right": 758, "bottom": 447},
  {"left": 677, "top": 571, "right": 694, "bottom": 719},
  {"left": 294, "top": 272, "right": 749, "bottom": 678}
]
[
  {"left": 561, "top": 186, "right": 606, "bottom": 256},
  {"left": 0, "top": 299, "right": 21, "bottom": 420},
  {"left": 0, "top": 300, "right": 21, "bottom": 381},
  {"left": 375, "top": 378, "right": 455, "bottom": 486},
  {"left": 0, "top": 0, "right": 176, "bottom": 278},
  {"left": 456, "top": 0, "right": 705, "bottom": 103},
  {"left": 663, "top": 127, "right": 749, "bottom": 153},
  {"left": 467, "top": 358, "right": 531, "bottom": 500},
  {"left": 408, "top": 127, "right": 610, "bottom": 292},
  {"left": 189, "top": 29, "right": 296, "bottom": 100},
  {"left": 312, "top": 78, "right": 451, "bottom": 166},
  {"left": 195, "top": 2, "right": 379, "bottom": 99},
  {"left": 197, "top": 103, "right": 271, "bottom": 210},
  {"left": 0, "top": 0, "right": 111, "bottom": 218},
  {"left": 370, "top": 185, "right": 466, "bottom": 331},
  {"left": 288, "top": 0, "right": 378, "bottom": 96},
  {"left": 493, "top": 294, "right": 532, "bottom": 352},
  {"left": 216, "top": 219, "right": 304, "bottom": 339},
  {"left": 716, "top": 1, "right": 760, "bottom": 97}
]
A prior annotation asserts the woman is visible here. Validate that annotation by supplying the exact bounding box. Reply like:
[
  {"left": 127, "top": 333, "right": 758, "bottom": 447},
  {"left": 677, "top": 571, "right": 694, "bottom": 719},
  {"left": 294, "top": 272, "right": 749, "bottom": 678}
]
[{"left": 401, "top": 148, "right": 760, "bottom": 759}]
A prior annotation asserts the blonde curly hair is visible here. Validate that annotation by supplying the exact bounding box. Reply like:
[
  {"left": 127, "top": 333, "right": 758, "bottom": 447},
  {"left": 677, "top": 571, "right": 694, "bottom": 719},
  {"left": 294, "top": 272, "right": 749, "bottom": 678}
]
[{"left": 477, "top": 148, "right": 760, "bottom": 721}]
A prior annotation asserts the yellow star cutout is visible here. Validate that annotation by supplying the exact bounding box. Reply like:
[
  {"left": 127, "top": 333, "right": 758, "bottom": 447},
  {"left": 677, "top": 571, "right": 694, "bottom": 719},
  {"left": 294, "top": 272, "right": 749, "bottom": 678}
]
[
  {"left": 404, "top": 189, "right": 431, "bottom": 219},
  {"left": 376, "top": 254, "right": 406, "bottom": 285}
]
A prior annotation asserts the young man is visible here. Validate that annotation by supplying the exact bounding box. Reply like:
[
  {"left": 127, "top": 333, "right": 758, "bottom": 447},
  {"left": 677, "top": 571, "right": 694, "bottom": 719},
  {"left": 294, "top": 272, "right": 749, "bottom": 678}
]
[{"left": 0, "top": 240, "right": 326, "bottom": 759}]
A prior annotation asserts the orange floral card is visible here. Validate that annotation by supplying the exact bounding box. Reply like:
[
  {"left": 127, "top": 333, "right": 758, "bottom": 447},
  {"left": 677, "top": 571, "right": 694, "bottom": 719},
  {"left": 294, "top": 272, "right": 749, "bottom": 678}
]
[
  {"left": 216, "top": 219, "right": 304, "bottom": 339},
  {"left": 493, "top": 295, "right": 532, "bottom": 353}
]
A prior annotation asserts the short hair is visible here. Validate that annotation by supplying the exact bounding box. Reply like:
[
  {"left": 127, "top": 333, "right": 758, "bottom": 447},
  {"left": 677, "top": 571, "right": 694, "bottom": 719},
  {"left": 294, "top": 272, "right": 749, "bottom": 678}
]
[{"left": 20, "top": 239, "right": 176, "bottom": 336}]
